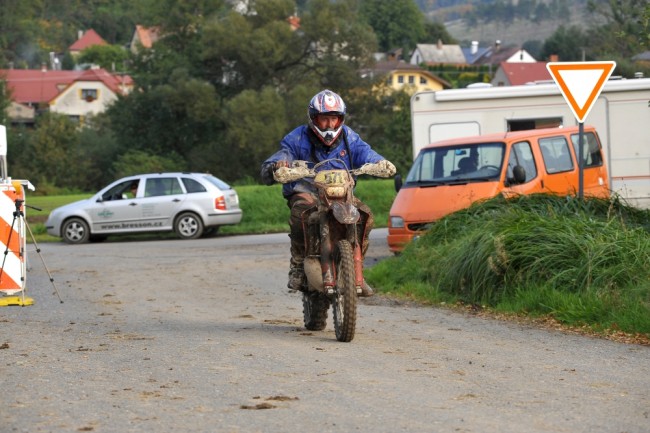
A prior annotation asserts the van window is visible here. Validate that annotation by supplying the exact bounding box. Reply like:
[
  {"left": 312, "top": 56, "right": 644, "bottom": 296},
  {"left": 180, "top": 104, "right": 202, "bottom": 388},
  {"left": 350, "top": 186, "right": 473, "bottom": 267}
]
[
  {"left": 507, "top": 141, "right": 537, "bottom": 182},
  {"left": 570, "top": 132, "right": 603, "bottom": 168},
  {"left": 405, "top": 142, "right": 505, "bottom": 184},
  {"left": 539, "top": 136, "right": 574, "bottom": 174}
]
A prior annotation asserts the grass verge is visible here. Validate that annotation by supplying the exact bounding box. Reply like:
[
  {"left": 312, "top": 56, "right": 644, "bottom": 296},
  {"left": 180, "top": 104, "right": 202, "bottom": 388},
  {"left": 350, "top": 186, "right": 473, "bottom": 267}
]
[{"left": 365, "top": 194, "right": 650, "bottom": 342}]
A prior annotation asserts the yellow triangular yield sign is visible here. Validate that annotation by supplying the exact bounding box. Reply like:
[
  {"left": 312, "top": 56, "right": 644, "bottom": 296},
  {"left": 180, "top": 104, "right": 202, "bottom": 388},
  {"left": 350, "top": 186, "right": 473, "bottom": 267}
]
[{"left": 546, "top": 61, "right": 616, "bottom": 123}]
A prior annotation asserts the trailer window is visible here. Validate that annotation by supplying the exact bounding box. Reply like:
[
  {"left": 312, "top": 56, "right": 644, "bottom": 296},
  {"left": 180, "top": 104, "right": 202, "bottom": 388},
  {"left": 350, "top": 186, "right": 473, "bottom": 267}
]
[
  {"left": 570, "top": 132, "right": 603, "bottom": 168},
  {"left": 508, "top": 117, "right": 563, "bottom": 131},
  {"left": 539, "top": 136, "right": 574, "bottom": 174}
]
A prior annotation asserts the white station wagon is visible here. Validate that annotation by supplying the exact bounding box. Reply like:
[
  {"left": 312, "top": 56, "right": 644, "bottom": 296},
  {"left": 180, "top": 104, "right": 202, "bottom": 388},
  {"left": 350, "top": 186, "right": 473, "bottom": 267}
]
[{"left": 45, "top": 172, "right": 242, "bottom": 244}]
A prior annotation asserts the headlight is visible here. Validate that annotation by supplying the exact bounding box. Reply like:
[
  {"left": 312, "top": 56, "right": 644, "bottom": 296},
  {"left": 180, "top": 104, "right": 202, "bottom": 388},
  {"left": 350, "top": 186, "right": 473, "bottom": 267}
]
[{"left": 390, "top": 216, "right": 404, "bottom": 228}]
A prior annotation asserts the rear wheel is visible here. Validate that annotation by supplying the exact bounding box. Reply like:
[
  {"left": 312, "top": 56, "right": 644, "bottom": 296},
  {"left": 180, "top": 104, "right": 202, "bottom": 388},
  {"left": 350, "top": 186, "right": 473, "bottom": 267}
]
[
  {"left": 174, "top": 212, "right": 204, "bottom": 239},
  {"left": 302, "top": 291, "right": 329, "bottom": 331},
  {"left": 332, "top": 240, "right": 357, "bottom": 342}
]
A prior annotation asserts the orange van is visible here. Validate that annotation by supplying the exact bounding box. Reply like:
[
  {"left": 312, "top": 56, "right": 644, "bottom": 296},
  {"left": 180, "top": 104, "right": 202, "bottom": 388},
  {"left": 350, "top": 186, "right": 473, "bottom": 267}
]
[{"left": 387, "top": 125, "right": 610, "bottom": 253}]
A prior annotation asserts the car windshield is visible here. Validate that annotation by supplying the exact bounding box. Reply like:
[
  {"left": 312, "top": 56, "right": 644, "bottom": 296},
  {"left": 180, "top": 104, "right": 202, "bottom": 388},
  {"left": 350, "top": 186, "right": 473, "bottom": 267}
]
[{"left": 405, "top": 141, "right": 505, "bottom": 185}]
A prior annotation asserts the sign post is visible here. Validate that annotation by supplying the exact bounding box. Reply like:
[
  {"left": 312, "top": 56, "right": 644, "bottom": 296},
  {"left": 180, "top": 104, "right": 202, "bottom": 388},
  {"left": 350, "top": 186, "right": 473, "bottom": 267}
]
[{"left": 546, "top": 61, "right": 616, "bottom": 199}]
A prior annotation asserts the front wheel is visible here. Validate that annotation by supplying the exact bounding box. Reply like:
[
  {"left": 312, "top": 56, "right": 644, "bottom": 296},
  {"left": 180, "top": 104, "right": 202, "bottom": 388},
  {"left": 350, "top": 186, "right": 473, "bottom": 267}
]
[
  {"left": 62, "top": 217, "right": 90, "bottom": 244},
  {"left": 332, "top": 240, "right": 357, "bottom": 342}
]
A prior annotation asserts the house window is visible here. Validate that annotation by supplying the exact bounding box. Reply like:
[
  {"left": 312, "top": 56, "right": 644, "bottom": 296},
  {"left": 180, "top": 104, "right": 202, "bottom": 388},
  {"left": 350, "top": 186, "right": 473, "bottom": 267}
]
[
  {"left": 420, "top": 77, "right": 427, "bottom": 84},
  {"left": 81, "top": 89, "right": 98, "bottom": 102},
  {"left": 397, "top": 75, "right": 404, "bottom": 84},
  {"left": 408, "top": 75, "right": 415, "bottom": 84}
]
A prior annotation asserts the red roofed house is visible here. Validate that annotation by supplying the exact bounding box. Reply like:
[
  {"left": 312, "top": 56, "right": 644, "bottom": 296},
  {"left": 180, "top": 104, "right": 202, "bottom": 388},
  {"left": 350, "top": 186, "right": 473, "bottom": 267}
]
[
  {"left": 1, "top": 67, "right": 133, "bottom": 125},
  {"left": 130, "top": 25, "right": 162, "bottom": 54},
  {"left": 490, "top": 62, "right": 552, "bottom": 86},
  {"left": 69, "top": 29, "right": 108, "bottom": 58}
]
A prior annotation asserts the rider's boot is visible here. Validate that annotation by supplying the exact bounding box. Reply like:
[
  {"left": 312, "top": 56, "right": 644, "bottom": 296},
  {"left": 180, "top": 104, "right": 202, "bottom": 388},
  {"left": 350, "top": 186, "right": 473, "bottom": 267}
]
[{"left": 287, "top": 257, "right": 306, "bottom": 292}]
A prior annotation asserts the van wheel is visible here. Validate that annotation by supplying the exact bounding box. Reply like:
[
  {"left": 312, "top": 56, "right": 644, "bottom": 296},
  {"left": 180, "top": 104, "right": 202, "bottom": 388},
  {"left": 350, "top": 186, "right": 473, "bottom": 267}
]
[
  {"left": 62, "top": 218, "right": 90, "bottom": 244},
  {"left": 175, "top": 212, "right": 204, "bottom": 239}
]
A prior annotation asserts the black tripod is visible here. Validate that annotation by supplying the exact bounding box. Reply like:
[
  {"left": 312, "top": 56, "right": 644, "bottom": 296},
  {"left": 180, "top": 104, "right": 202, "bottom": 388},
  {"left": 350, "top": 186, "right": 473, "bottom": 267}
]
[{"left": 0, "top": 198, "right": 63, "bottom": 304}]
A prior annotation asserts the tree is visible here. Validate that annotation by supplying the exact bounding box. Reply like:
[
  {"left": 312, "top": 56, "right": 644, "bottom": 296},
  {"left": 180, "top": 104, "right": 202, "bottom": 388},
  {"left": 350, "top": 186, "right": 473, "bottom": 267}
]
[
  {"left": 222, "top": 86, "right": 288, "bottom": 181},
  {"left": 112, "top": 149, "right": 184, "bottom": 179},
  {"left": 11, "top": 113, "right": 92, "bottom": 191},
  {"left": 540, "top": 25, "right": 590, "bottom": 61},
  {"left": 113, "top": 0, "right": 379, "bottom": 183},
  {"left": 77, "top": 44, "right": 129, "bottom": 71},
  {"left": 359, "top": 0, "right": 425, "bottom": 52},
  {"left": 0, "top": 77, "right": 10, "bottom": 126},
  {"left": 422, "top": 22, "right": 456, "bottom": 45},
  {"left": 346, "top": 89, "right": 413, "bottom": 177},
  {"left": 586, "top": 0, "right": 650, "bottom": 56},
  {"left": 107, "top": 68, "right": 222, "bottom": 165}
]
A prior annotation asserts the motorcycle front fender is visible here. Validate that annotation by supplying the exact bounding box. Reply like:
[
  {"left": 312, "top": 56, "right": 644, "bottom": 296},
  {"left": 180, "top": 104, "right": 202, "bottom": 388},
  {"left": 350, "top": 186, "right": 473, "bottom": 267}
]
[{"left": 331, "top": 201, "right": 360, "bottom": 225}]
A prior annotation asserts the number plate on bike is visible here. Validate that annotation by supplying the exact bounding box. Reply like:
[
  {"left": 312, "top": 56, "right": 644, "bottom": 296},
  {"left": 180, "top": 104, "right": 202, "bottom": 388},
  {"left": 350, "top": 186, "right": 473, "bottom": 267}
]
[
  {"left": 315, "top": 170, "right": 350, "bottom": 198},
  {"left": 314, "top": 170, "right": 349, "bottom": 186}
]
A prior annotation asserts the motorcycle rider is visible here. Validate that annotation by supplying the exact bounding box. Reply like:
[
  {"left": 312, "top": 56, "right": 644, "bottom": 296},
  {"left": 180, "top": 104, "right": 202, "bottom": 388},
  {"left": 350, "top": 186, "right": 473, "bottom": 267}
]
[{"left": 260, "top": 89, "right": 396, "bottom": 296}]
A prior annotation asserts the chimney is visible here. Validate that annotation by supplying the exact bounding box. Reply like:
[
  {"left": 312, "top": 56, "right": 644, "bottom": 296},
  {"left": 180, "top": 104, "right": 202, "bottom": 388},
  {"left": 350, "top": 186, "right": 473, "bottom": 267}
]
[
  {"left": 471, "top": 41, "right": 478, "bottom": 55},
  {"left": 437, "top": 39, "right": 443, "bottom": 50},
  {"left": 549, "top": 54, "right": 559, "bottom": 62},
  {"left": 78, "top": 30, "right": 83, "bottom": 40},
  {"left": 495, "top": 40, "right": 501, "bottom": 51},
  {"left": 41, "top": 62, "right": 47, "bottom": 72}
]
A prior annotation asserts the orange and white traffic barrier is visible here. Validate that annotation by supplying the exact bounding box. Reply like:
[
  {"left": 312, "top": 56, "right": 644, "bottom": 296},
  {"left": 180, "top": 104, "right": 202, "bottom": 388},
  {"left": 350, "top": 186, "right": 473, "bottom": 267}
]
[{"left": 0, "top": 179, "right": 26, "bottom": 295}]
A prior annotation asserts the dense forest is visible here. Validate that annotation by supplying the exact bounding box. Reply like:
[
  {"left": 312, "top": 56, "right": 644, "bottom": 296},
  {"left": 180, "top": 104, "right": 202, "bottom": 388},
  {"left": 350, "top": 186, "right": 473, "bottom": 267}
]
[{"left": 0, "top": 0, "right": 648, "bottom": 192}]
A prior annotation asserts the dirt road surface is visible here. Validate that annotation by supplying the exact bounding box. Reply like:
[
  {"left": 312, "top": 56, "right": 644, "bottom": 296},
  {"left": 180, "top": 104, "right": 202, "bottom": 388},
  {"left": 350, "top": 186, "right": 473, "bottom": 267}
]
[{"left": 1, "top": 229, "right": 648, "bottom": 433}]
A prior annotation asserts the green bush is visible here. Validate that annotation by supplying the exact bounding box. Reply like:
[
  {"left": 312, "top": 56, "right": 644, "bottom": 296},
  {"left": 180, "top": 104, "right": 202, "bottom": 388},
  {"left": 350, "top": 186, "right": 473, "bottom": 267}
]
[{"left": 367, "top": 194, "right": 650, "bottom": 336}]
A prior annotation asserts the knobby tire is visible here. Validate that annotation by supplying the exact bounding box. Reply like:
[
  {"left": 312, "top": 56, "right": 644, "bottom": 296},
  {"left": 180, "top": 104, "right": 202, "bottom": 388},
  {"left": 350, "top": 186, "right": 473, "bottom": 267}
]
[
  {"left": 332, "top": 239, "right": 357, "bottom": 342},
  {"left": 303, "top": 291, "right": 329, "bottom": 331}
]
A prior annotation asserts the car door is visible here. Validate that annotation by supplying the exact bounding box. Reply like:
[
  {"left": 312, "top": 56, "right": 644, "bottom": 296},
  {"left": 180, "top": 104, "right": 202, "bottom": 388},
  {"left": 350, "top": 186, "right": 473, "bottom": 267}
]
[
  {"left": 88, "top": 179, "right": 144, "bottom": 234},
  {"left": 537, "top": 135, "right": 577, "bottom": 195},
  {"left": 140, "top": 176, "right": 186, "bottom": 230},
  {"left": 505, "top": 140, "right": 545, "bottom": 195}
]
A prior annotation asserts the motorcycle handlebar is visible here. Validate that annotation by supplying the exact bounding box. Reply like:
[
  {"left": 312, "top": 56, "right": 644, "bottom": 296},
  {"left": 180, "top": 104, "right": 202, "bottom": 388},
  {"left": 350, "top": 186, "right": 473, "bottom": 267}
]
[{"left": 273, "top": 159, "right": 394, "bottom": 184}]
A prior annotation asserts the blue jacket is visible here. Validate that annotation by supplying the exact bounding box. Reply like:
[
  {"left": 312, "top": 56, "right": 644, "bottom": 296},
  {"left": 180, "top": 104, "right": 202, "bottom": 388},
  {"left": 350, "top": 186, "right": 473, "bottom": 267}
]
[{"left": 262, "top": 125, "right": 385, "bottom": 198}]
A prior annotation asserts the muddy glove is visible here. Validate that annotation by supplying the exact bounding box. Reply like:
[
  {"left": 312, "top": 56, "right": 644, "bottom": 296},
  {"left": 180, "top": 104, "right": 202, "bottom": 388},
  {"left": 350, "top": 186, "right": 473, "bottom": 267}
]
[
  {"left": 361, "top": 160, "right": 396, "bottom": 178},
  {"left": 273, "top": 162, "right": 312, "bottom": 183},
  {"left": 261, "top": 161, "right": 291, "bottom": 185}
]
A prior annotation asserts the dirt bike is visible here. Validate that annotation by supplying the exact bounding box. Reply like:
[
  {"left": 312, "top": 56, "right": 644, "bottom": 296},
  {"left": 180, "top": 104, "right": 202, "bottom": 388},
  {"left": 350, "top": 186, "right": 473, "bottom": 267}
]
[{"left": 273, "top": 158, "right": 394, "bottom": 342}]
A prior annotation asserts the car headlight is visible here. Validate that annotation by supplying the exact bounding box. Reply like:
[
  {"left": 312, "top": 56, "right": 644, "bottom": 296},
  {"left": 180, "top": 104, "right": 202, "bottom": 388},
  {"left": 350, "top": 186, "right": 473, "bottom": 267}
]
[{"left": 390, "top": 216, "right": 404, "bottom": 229}]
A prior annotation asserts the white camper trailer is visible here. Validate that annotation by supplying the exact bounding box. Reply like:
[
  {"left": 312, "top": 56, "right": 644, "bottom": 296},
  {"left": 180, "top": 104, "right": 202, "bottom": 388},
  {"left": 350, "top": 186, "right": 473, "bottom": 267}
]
[{"left": 410, "top": 78, "right": 650, "bottom": 208}]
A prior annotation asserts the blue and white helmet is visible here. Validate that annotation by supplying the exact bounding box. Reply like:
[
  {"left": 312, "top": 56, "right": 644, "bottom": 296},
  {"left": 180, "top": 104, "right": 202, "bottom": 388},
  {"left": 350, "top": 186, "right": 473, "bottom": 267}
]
[{"left": 308, "top": 89, "right": 346, "bottom": 145}]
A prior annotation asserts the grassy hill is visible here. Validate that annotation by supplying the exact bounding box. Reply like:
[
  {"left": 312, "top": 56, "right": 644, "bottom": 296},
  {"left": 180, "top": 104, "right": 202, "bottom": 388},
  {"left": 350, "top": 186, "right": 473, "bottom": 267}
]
[{"left": 417, "top": 0, "right": 601, "bottom": 48}]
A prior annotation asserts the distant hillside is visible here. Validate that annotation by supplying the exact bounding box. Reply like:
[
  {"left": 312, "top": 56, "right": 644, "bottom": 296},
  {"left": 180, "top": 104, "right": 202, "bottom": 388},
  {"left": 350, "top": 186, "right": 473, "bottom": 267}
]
[{"left": 416, "top": 0, "right": 602, "bottom": 48}]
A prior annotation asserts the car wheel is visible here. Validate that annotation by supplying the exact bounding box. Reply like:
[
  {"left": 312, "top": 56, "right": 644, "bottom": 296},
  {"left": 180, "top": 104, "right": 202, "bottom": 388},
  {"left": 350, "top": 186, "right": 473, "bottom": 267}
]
[
  {"left": 174, "top": 212, "right": 204, "bottom": 240},
  {"left": 62, "top": 217, "right": 90, "bottom": 244}
]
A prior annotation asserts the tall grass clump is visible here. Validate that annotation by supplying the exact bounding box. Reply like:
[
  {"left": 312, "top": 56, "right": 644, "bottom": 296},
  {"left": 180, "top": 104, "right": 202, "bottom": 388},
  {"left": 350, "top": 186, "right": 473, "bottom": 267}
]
[{"left": 367, "top": 194, "right": 650, "bottom": 335}]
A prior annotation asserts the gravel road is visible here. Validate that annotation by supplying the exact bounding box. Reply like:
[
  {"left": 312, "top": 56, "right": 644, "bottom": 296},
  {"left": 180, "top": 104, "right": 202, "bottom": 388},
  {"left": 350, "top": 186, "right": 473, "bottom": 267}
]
[{"left": 1, "top": 229, "right": 648, "bottom": 433}]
